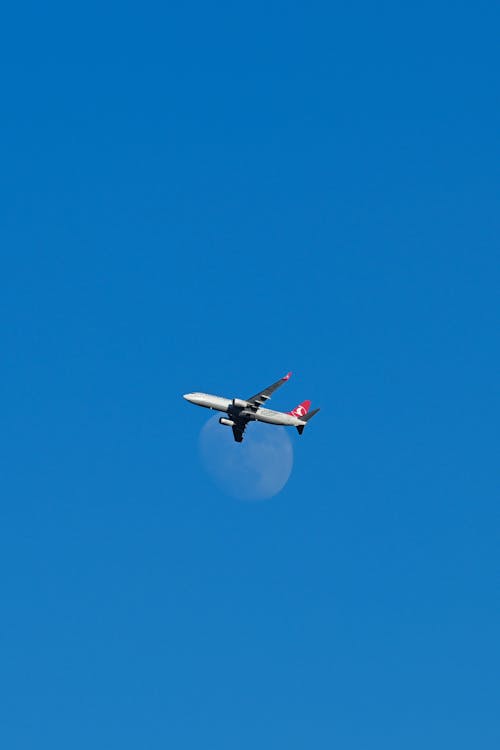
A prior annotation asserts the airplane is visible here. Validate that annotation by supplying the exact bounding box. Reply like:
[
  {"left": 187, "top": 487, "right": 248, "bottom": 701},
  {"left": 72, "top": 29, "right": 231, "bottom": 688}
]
[{"left": 183, "top": 372, "right": 320, "bottom": 443}]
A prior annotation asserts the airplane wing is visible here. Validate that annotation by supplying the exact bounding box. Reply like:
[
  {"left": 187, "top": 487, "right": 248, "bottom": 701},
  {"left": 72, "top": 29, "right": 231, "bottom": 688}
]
[
  {"left": 246, "top": 372, "right": 292, "bottom": 410},
  {"left": 231, "top": 421, "right": 248, "bottom": 443}
]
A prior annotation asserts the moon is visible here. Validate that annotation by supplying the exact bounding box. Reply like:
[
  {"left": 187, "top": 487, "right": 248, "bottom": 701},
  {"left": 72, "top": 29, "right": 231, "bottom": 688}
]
[{"left": 199, "top": 415, "right": 294, "bottom": 501}]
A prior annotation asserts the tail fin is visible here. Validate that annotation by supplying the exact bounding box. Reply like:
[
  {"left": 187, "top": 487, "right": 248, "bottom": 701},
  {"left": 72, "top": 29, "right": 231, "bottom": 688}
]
[
  {"left": 296, "top": 407, "right": 320, "bottom": 435},
  {"left": 288, "top": 400, "right": 311, "bottom": 419}
]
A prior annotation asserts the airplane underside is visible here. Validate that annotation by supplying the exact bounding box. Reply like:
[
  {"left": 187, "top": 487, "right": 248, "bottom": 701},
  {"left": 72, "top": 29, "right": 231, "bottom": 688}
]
[{"left": 220, "top": 404, "right": 319, "bottom": 443}]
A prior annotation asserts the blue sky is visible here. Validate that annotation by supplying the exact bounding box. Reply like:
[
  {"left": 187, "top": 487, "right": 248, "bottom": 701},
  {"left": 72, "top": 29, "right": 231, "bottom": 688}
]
[{"left": 1, "top": 3, "right": 499, "bottom": 748}]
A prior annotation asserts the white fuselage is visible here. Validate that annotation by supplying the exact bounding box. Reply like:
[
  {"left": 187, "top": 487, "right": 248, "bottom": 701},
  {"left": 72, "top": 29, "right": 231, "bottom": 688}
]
[{"left": 183, "top": 392, "right": 306, "bottom": 427}]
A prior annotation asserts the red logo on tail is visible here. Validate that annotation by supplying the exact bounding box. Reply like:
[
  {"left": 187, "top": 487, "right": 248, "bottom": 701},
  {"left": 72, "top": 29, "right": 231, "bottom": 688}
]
[{"left": 288, "top": 400, "right": 311, "bottom": 418}]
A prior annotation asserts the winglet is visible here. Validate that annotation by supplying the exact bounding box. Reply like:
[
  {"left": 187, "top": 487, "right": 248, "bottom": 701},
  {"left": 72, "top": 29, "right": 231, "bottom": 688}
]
[{"left": 283, "top": 372, "right": 292, "bottom": 381}]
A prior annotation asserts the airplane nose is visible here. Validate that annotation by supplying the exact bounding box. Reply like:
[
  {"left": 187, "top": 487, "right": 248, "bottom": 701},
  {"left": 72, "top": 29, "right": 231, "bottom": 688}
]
[{"left": 183, "top": 393, "right": 194, "bottom": 402}]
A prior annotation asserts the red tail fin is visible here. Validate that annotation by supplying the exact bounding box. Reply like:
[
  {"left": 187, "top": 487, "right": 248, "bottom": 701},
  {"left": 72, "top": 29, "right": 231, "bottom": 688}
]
[{"left": 287, "top": 400, "right": 311, "bottom": 418}]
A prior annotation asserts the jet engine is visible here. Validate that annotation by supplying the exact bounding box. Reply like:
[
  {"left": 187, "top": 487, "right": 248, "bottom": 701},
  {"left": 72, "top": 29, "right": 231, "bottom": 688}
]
[
  {"left": 219, "top": 418, "right": 235, "bottom": 427},
  {"left": 232, "top": 398, "right": 249, "bottom": 409}
]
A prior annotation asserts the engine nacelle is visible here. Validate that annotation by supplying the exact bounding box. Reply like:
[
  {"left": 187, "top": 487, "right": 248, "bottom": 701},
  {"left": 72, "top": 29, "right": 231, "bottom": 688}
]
[
  {"left": 232, "top": 398, "right": 249, "bottom": 409},
  {"left": 219, "top": 418, "right": 235, "bottom": 427}
]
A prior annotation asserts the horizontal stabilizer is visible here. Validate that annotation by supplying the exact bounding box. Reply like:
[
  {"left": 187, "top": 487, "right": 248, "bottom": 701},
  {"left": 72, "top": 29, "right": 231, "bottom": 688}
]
[
  {"left": 296, "top": 407, "right": 320, "bottom": 435},
  {"left": 303, "top": 408, "right": 320, "bottom": 422}
]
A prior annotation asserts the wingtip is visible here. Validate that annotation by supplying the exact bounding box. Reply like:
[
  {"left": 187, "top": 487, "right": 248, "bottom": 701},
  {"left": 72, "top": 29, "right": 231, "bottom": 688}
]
[{"left": 283, "top": 371, "right": 292, "bottom": 381}]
